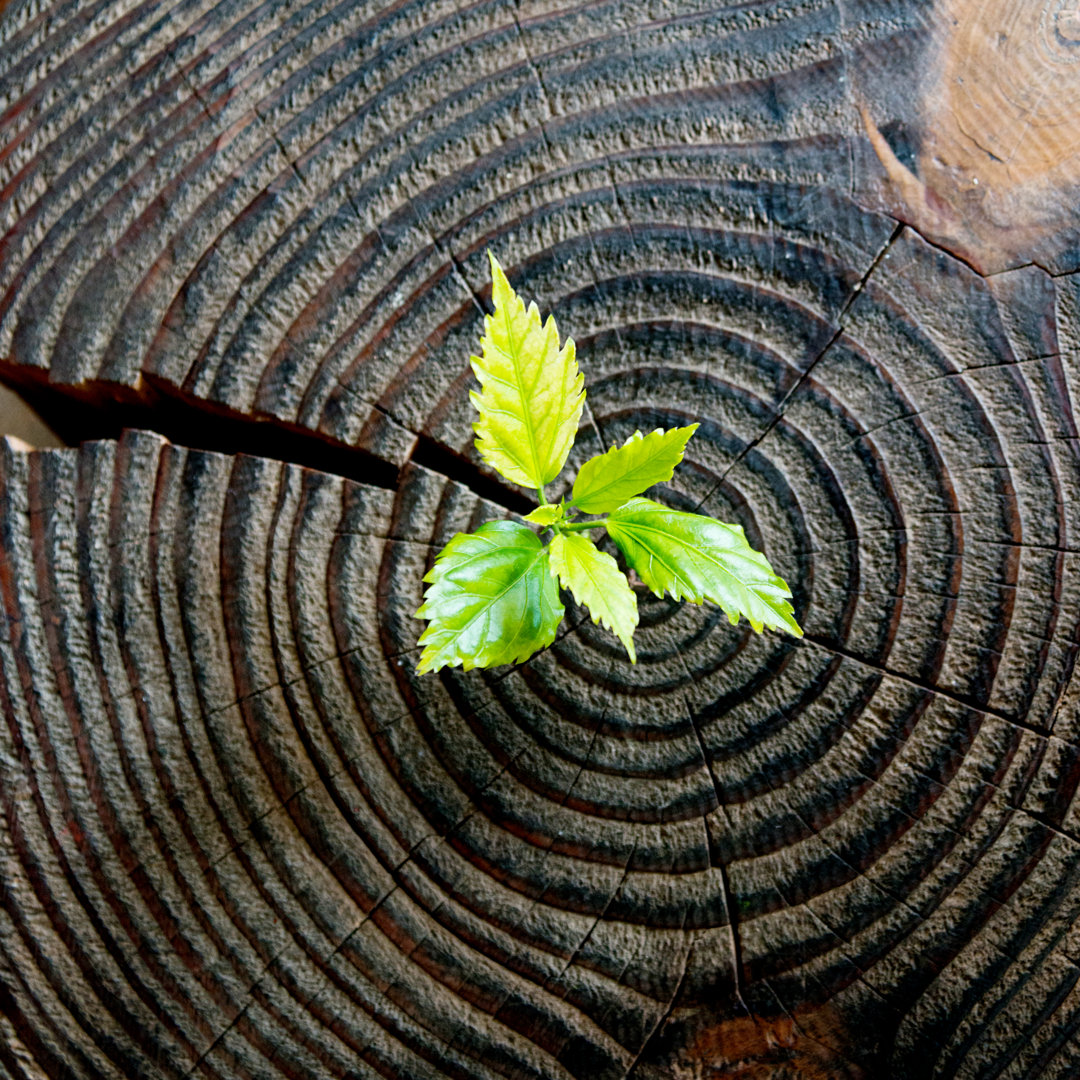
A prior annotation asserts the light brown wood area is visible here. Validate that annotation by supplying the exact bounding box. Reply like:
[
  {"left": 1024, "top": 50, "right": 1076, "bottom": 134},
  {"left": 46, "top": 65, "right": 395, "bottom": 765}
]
[{"left": 862, "top": 0, "right": 1080, "bottom": 273}]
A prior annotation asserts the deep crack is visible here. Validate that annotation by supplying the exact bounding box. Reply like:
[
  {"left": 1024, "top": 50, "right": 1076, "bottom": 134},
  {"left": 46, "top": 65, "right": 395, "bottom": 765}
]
[{"left": 0, "top": 359, "right": 533, "bottom": 517}]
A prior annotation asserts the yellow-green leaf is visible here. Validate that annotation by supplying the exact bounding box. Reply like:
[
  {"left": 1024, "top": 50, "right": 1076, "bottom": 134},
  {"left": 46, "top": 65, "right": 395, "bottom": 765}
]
[
  {"left": 548, "top": 532, "right": 638, "bottom": 662},
  {"left": 606, "top": 498, "right": 801, "bottom": 637},
  {"left": 523, "top": 504, "right": 563, "bottom": 527},
  {"left": 572, "top": 424, "right": 699, "bottom": 514},
  {"left": 470, "top": 252, "right": 585, "bottom": 490}
]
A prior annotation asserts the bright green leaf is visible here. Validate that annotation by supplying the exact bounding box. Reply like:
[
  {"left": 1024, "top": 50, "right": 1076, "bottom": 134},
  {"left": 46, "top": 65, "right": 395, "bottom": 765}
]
[
  {"left": 548, "top": 532, "right": 639, "bottom": 662},
  {"left": 523, "top": 504, "right": 563, "bottom": 527},
  {"left": 470, "top": 252, "right": 585, "bottom": 490},
  {"left": 572, "top": 424, "right": 700, "bottom": 514},
  {"left": 415, "top": 520, "right": 564, "bottom": 673},
  {"left": 605, "top": 498, "right": 802, "bottom": 636}
]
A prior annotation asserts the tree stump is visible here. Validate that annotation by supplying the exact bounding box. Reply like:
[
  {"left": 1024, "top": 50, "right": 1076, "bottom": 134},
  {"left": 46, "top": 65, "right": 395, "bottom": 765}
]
[{"left": 1, "top": 1, "right": 1079, "bottom": 1077}]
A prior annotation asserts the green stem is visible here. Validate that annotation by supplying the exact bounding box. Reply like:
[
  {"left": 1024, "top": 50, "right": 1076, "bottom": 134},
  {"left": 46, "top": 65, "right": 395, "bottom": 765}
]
[
  {"left": 536, "top": 486, "right": 547, "bottom": 506},
  {"left": 562, "top": 519, "right": 608, "bottom": 532}
]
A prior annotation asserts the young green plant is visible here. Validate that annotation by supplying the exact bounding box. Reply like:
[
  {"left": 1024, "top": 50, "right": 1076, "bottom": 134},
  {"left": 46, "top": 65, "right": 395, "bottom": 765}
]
[{"left": 415, "top": 252, "right": 802, "bottom": 674}]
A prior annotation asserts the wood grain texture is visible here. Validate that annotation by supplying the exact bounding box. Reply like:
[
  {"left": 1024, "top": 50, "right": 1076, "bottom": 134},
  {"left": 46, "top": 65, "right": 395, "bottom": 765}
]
[
  {"left": 857, "top": 0, "right": 1080, "bottom": 273},
  {"left": 0, "top": 0, "right": 1079, "bottom": 1077}
]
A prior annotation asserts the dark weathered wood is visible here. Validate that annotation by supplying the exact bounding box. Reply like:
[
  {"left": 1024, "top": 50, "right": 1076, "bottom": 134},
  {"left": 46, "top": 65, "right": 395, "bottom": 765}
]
[{"left": 1, "top": 1, "right": 1080, "bottom": 1077}]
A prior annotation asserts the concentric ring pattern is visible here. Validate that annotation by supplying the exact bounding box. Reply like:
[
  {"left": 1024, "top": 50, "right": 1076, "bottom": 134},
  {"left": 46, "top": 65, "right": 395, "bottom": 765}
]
[{"left": 2, "top": 0, "right": 1080, "bottom": 1077}]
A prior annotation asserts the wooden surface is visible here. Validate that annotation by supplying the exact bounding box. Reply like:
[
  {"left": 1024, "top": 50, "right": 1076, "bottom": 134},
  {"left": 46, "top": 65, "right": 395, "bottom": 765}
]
[
  {"left": 1, "top": 1, "right": 1080, "bottom": 1077},
  {"left": 860, "top": 0, "right": 1080, "bottom": 273}
]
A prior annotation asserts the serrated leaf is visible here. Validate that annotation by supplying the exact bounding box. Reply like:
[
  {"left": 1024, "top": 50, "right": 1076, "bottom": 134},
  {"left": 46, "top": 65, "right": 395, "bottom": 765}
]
[
  {"left": 523, "top": 504, "right": 563, "bottom": 527},
  {"left": 415, "top": 520, "right": 564, "bottom": 673},
  {"left": 605, "top": 498, "right": 802, "bottom": 636},
  {"left": 548, "top": 532, "right": 638, "bottom": 662},
  {"left": 470, "top": 252, "right": 585, "bottom": 490},
  {"left": 572, "top": 424, "right": 700, "bottom": 514}
]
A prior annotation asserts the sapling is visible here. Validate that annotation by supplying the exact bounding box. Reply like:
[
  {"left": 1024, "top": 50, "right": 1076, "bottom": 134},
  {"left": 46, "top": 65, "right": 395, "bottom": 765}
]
[{"left": 415, "top": 252, "right": 802, "bottom": 673}]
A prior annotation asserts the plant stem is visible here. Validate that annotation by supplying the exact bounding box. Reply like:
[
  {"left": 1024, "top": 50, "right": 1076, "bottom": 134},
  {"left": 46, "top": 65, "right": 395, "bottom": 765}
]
[
  {"left": 561, "top": 519, "right": 608, "bottom": 532},
  {"left": 536, "top": 486, "right": 547, "bottom": 506}
]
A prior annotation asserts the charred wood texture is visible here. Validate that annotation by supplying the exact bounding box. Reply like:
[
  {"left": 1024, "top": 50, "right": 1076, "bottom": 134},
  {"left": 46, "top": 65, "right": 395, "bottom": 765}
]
[{"left": 1, "top": 1, "right": 1080, "bottom": 1078}]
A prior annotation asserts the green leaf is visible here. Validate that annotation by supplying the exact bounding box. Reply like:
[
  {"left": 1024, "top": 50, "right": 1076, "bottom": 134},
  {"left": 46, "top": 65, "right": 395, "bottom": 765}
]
[
  {"left": 523, "top": 504, "right": 563, "bottom": 527},
  {"left": 548, "top": 532, "right": 638, "bottom": 662},
  {"left": 415, "top": 520, "right": 564, "bottom": 673},
  {"left": 470, "top": 252, "right": 586, "bottom": 491},
  {"left": 605, "top": 498, "right": 802, "bottom": 636},
  {"left": 572, "top": 424, "right": 700, "bottom": 514}
]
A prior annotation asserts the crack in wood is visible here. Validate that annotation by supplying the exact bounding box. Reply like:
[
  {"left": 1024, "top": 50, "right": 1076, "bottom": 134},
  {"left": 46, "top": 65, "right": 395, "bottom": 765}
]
[
  {"left": 0, "top": 359, "right": 540, "bottom": 517},
  {"left": 702, "top": 221, "right": 905, "bottom": 507},
  {"left": 801, "top": 633, "right": 1050, "bottom": 733}
]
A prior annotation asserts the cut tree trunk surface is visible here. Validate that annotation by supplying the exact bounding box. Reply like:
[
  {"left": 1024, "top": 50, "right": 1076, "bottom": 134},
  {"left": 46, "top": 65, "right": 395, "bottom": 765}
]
[{"left": 1, "top": 1, "right": 1079, "bottom": 1078}]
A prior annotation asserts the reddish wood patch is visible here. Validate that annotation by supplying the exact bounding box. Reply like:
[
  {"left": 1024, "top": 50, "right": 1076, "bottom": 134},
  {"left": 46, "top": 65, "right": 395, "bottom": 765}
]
[{"left": 674, "top": 1005, "right": 867, "bottom": 1079}]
